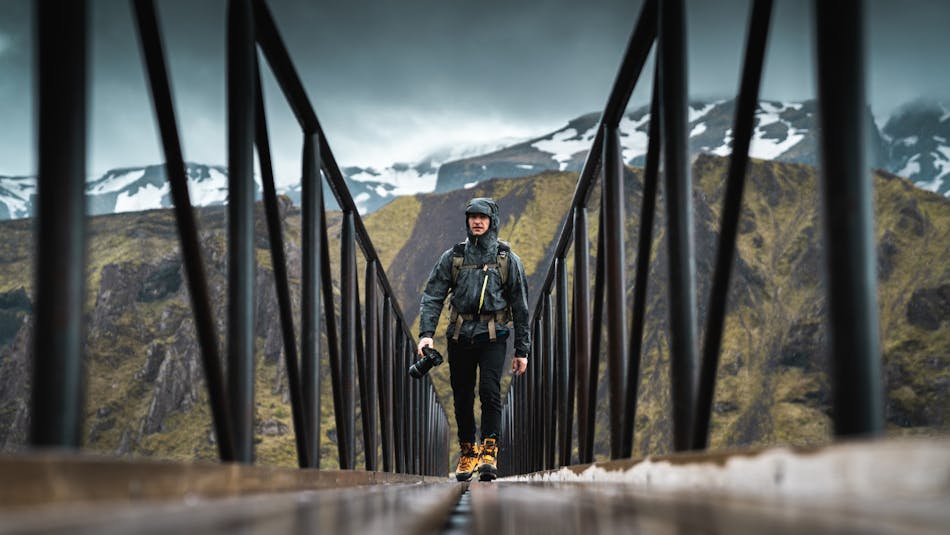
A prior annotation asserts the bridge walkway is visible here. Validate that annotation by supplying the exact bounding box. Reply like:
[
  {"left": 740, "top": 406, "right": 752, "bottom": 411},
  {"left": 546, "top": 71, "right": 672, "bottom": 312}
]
[{"left": 2, "top": 438, "right": 946, "bottom": 534}]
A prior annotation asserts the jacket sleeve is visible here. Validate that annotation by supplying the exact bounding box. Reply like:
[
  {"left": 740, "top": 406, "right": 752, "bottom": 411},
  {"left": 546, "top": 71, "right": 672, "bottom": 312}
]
[
  {"left": 419, "top": 249, "right": 454, "bottom": 338},
  {"left": 506, "top": 251, "right": 531, "bottom": 358}
]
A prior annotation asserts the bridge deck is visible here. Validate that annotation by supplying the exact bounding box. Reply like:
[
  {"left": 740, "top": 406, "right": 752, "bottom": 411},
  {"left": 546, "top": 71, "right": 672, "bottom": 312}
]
[{"left": 1, "top": 438, "right": 947, "bottom": 534}]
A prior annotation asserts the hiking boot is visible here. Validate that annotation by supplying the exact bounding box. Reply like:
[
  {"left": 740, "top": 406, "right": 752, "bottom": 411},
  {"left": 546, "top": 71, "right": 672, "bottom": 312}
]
[
  {"left": 455, "top": 442, "right": 480, "bottom": 481},
  {"left": 477, "top": 437, "right": 498, "bottom": 481}
]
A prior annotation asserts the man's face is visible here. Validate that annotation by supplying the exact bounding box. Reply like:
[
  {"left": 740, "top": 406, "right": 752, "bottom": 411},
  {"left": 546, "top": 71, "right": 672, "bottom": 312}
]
[{"left": 468, "top": 213, "right": 490, "bottom": 236}]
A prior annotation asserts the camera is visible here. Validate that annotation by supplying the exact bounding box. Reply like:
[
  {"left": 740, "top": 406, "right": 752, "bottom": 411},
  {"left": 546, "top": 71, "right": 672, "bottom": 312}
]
[{"left": 409, "top": 346, "right": 444, "bottom": 379}]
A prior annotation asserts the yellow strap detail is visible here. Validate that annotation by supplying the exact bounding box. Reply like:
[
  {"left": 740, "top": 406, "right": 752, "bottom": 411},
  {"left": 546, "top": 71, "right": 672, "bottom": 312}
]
[{"left": 477, "top": 265, "right": 489, "bottom": 314}]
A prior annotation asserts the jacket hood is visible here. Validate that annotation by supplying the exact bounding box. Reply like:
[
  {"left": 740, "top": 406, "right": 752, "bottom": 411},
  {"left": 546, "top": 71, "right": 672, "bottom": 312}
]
[{"left": 464, "top": 197, "right": 500, "bottom": 249}]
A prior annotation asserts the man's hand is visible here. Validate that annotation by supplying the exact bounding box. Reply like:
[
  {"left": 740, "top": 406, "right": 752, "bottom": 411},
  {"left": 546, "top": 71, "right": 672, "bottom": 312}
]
[
  {"left": 511, "top": 356, "right": 527, "bottom": 376},
  {"left": 417, "top": 337, "right": 434, "bottom": 357}
]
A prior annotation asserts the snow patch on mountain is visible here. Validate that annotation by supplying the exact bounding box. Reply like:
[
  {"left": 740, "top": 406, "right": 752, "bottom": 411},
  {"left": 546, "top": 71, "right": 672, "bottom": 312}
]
[
  {"left": 532, "top": 128, "right": 596, "bottom": 171},
  {"left": 89, "top": 169, "right": 147, "bottom": 194},
  {"left": 689, "top": 101, "right": 718, "bottom": 122},
  {"left": 347, "top": 164, "right": 436, "bottom": 196},
  {"left": 0, "top": 176, "right": 36, "bottom": 219},
  {"left": 116, "top": 183, "right": 168, "bottom": 212},
  {"left": 188, "top": 167, "right": 229, "bottom": 206},
  {"left": 710, "top": 130, "right": 734, "bottom": 157},
  {"left": 750, "top": 125, "right": 806, "bottom": 160},
  {"left": 898, "top": 157, "right": 922, "bottom": 180},
  {"left": 620, "top": 113, "right": 651, "bottom": 162}
]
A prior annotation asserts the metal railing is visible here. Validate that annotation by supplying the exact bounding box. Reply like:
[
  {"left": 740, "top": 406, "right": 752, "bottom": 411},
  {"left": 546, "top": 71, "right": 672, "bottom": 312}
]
[
  {"left": 499, "top": 0, "right": 882, "bottom": 475},
  {"left": 29, "top": 0, "right": 448, "bottom": 475}
]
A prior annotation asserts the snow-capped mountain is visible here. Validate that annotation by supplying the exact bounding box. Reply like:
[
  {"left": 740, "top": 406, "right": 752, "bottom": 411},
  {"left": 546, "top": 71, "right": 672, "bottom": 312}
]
[
  {"left": 85, "top": 163, "right": 231, "bottom": 216},
  {"left": 434, "top": 98, "right": 940, "bottom": 195},
  {"left": 1, "top": 99, "right": 946, "bottom": 222},
  {"left": 0, "top": 162, "right": 403, "bottom": 221},
  {"left": 881, "top": 100, "right": 950, "bottom": 197}
]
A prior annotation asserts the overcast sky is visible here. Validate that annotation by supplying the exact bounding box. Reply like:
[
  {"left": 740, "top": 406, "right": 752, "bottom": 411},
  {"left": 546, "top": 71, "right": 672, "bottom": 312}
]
[{"left": 0, "top": 0, "right": 948, "bottom": 180}]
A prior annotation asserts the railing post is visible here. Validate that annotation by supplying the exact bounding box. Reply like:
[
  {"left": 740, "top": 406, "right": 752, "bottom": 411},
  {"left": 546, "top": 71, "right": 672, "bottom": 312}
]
[
  {"left": 693, "top": 0, "right": 773, "bottom": 450},
  {"left": 340, "top": 211, "right": 357, "bottom": 468},
  {"left": 572, "top": 208, "right": 591, "bottom": 463},
  {"left": 625, "top": 67, "right": 662, "bottom": 457},
  {"left": 253, "top": 66, "right": 309, "bottom": 467},
  {"left": 381, "top": 297, "right": 394, "bottom": 472},
  {"left": 603, "top": 123, "right": 628, "bottom": 460},
  {"left": 393, "top": 334, "right": 406, "bottom": 473},
  {"left": 538, "top": 319, "right": 544, "bottom": 471},
  {"left": 586, "top": 207, "right": 607, "bottom": 462},
  {"left": 31, "top": 0, "right": 88, "bottom": 450},
  {"left": 405, "top": 335, "right": 413, "bottom": 473},
  {"left": 132, "top": 0, "right": 235, "bottom": 461},
  {"left": 320, "top": 203, "right": 345, "bottom": 467},
  {"left": 659, "top": 0, "right": 698, "bottom": 452},
  {"left": 301, "top": 131, "right": 323, "bottom": 467},
  {"left": 543, "top": 294, "right": 556, "bottom": 469},
  {"left": 363, "top": 261, "right": 379, "bottom": 470},
  {"left": 814, "top": 0, "right": 883, "bottom": 437},
  {"left": 556, "top": 257, "right": 571, "bottom": 466},
  {"left": 227, "top": 0, "right": 256, "bottom": 464},
  {"left": 414, "top": 377, "right": 422, "bottom": 474}
]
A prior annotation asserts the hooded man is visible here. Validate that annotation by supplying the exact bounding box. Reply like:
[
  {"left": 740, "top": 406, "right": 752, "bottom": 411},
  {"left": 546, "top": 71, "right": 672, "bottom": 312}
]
[{"left": 417, "top": 197, "right": 530, "bottom": 481}]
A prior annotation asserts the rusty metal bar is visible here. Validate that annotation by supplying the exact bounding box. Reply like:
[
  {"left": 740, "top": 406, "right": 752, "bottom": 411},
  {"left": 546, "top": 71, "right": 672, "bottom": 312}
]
[
  {"left": 227, "top": 0, "right": 256, "bottom": 464},
  {"left": 252, "top": 68, "right": 309, "bottom": 467},
  {"left": 694, "top": 0, "right": 774, "bottom": 450},
  {"left": 340, "top": 211, "right": 357, "bottom": 468},
  {"left": 300, "top": 131, "right": 323, "bottom": 467},
  {"left": 573, "top": 207, "right": 591, "bottom": 463},
  {"left": 659, "top": 0, "right": 698, "bottom": 452},
  {"left": 603, "top": 123, "right": 628, "bottom": 460},
  {"left": 31, "top": 0, "right": 88, "bottom": 451},
  {"left": 624, "top": 66, "right": 661, "bottom": 458},
  {"left": 814, "top": 0, "right": 883, "bottom": 437}
]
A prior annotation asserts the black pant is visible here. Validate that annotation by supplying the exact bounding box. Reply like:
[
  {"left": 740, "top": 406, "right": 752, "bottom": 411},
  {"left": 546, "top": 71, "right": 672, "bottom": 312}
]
[{"left": 448, "top": 336, "right": 507, "bottom": 444}]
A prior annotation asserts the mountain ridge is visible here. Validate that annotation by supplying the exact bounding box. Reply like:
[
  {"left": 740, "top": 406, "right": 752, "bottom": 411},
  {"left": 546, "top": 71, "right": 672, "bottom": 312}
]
[{"left": 1, "top": 98, "right": 947, "bottom": 221}]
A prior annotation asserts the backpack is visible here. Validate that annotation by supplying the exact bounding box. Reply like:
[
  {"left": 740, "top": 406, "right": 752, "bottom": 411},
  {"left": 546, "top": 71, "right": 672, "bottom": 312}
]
[{"left": 447, "top": 240, "right": 512, "bottom": 342}]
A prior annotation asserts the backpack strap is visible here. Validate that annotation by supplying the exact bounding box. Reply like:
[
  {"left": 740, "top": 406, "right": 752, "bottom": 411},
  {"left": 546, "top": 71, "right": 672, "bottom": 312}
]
[{"left": 450, "top": 242, "right": 466, "bottom": 285}]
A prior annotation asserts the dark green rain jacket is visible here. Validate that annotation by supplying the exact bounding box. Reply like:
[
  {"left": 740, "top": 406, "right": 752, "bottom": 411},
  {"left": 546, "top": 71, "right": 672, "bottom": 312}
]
[{"left": 419, "top": 198, "right": 531, "bottom": 358}]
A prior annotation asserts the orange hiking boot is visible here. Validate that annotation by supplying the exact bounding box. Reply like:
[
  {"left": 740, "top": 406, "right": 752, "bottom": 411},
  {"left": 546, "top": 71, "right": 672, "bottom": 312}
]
[
  {"left": 477, "top": 437, "right": 498, "bottom": 481},
  {"left": 455, "top": 442, "right": 480, "bottom": 481}
]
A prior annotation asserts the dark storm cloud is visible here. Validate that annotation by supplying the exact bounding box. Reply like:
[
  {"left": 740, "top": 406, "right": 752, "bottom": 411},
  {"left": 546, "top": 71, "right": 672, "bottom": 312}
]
[{"left": 0, "top": 0, "right": 948, "bottom": 176}]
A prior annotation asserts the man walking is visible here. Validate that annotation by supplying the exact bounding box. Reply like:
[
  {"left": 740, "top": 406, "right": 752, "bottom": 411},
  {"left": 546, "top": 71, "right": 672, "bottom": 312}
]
[{"left": 417, "top": 197, "right": 530, "bottom": 481}]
